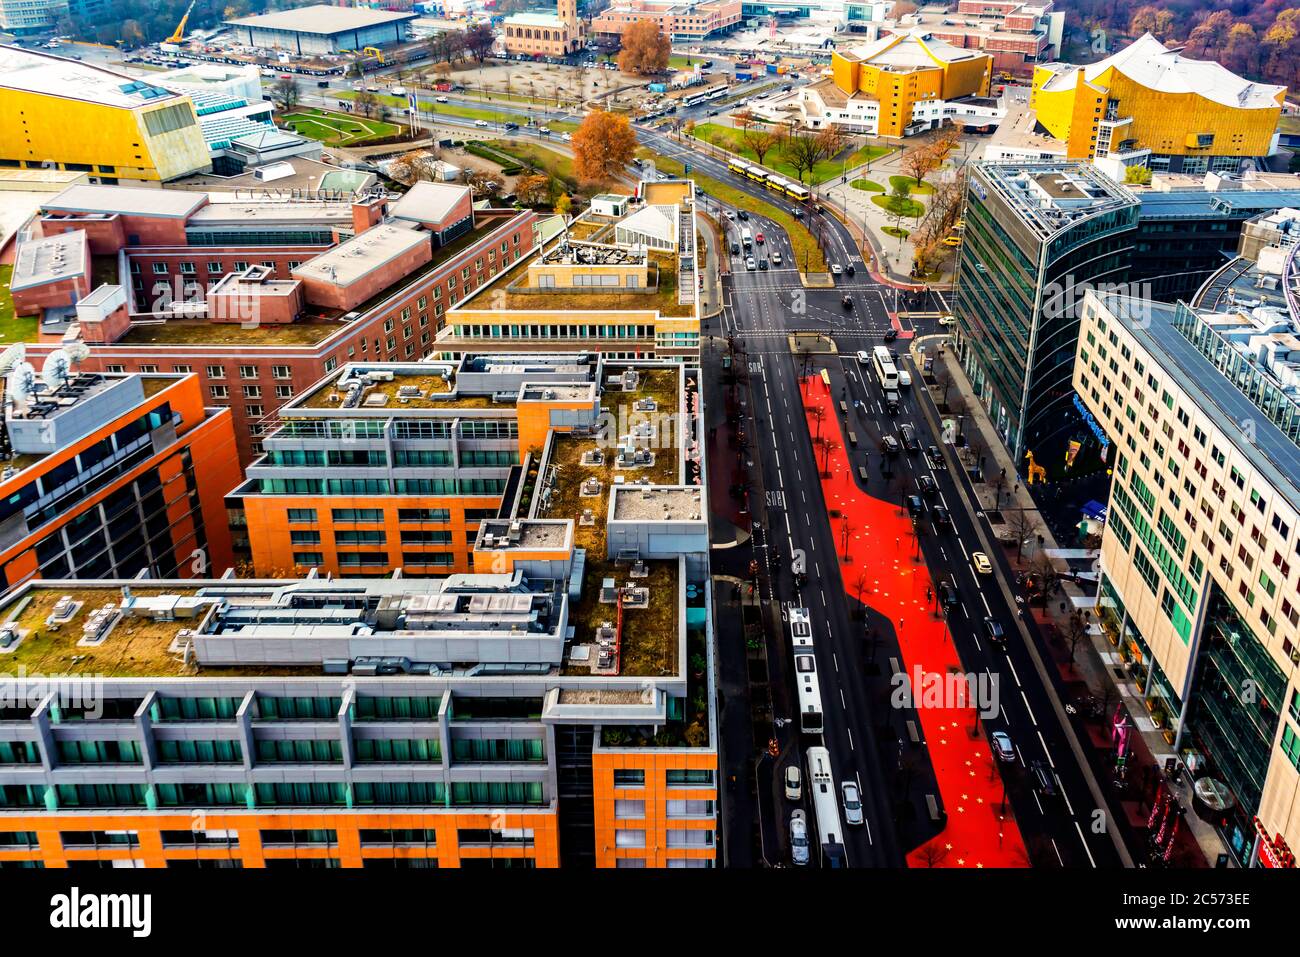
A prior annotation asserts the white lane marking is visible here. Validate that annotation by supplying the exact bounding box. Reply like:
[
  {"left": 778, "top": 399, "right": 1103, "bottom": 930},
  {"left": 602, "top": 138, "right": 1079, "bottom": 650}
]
[
  {"left": 1074, "top": 822, "right": 1098, "bottom": 868},
  {"left": 1020, "top": 690, "right": 1038, "bottom": 727},
  {"left": 1037, "top": 730, "right": 1054, "bottom": 767}
]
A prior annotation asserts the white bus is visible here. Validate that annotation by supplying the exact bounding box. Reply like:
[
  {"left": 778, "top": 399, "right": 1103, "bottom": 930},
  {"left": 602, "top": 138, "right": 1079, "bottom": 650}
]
[
  {"left": 872, "top": 346, "right": 899, "bottom": 390},
  {"left": 705, "top": 84, "right": 729, "bottom": 100},
  {"left": 789, "top": 606, "right": 813, "bottom": 651},
  {"left": 681, "top": 89, "right": 710, "bottom": 107},
  {"left": 807, "top": 746, "right": 846, "bottom": 867},
  {"left": 794, "top": 650, "right": 824, "bottom": 735}
]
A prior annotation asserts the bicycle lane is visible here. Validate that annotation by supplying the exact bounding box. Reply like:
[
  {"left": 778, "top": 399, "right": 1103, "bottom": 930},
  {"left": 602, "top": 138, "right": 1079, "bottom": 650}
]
[{"left": 800, "top": 372, "right": 1029, "bottom": 868}]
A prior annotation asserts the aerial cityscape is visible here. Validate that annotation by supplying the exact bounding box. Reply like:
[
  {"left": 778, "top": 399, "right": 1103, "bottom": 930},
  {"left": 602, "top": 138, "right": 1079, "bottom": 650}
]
[{"left": 0, "top": 0, "right": 1295, "bottom": 931}]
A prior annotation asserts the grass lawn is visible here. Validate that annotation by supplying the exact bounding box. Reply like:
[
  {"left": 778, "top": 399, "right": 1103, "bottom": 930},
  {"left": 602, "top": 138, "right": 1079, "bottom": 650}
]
[
  {"left": 852, "top": 179, "right": 884, "bottom": 192},
  {"left": 872, "top": 194, "right": 926, "bottom": 219},
  {"left": 0, "top": 265, "right": 39, "bottom": 344},
  {"left": 883, "top": 226, "right": 910, "bottom": 239},
  {"left": 691, "top": 123, "right": 892, "bottom": 186},
  {"left": 889, "top": 174, "right": 934, "bottom": 194},
  {"left": 491, "top": 141, "right": 578, "bottom": 187},
  {"left": 641, "top": 148, "right": 827, "bottom": 273},
  {"left": 281, "top": 108, "right": 400, "bottom": 147},
  {"left": 667, "top": 54, "right": 696, "bottom": 70}
]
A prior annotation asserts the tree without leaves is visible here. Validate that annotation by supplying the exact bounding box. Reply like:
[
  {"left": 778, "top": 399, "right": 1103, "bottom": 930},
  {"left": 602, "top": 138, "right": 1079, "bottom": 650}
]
[
  {"left": 269, "top": 76, "right": 300, "bottom": 113},
  {"left": 1004, "top": 509, "right": 1042, "bottom": 562},
  {"left": 618, "top": 20, "right": 671, "bottom": 75},
  {"left": 466, "top": 168, "right": 504, "bottom": 196},
  {"left": 354, "top": 91, "right": 380, "bottom": 118},
  {"left": 571, "top": 110, "right": 637, "bottom": 185},
  {"left": 736, "top": 112, "right": 783, "bottom": 167},
  {"left": 388, "top": 149, "right": 446, "bottom": 187},
  {"left": 464, "top": 23, "right": 495, "bottom": 62}
]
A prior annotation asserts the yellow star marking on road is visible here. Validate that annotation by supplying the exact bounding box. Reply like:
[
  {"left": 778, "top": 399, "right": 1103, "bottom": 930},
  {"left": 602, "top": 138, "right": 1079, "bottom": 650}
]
[{"left": 957, "top": 858, "right": 966, "bottom": 866}]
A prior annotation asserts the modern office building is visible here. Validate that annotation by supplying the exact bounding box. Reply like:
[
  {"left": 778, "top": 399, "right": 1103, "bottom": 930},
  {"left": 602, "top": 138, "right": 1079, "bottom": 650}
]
[
  {"left": 951, "top": 162, "right": 1139, "bottom": 465},
  {"left": 0, "top": 359, "right": 240, "bottom": 591},
  {"left": 234, "top": 354, "right": 591, "bottom": 576},
  {"left": 0, "top": 356, "right": 715, "bottom": 868},
  {"left": 7, "top": 181, "right": 536, "bottom": 469},
  {"left": 1030, "top": 33, "right": 1286, "bottom": 175},
  {"left": 224, "top": 6, "right": 418, "bottom": 56},
  {"left": 501, "top": 0, "right": 586, "bottom": 58},
  {"left": 0, "top": 0, "right": 67, "bottom": 34},
  {"left": 438, "top": 177, "right": 701, "bottom": 360},
  {"left": 755, "top": 28, "right": 995, "bottom": 137},
  {"left": 0, "top": 47, "right": 212, "bottom": 184},
  {"left": 591, "top": 0, "right": 742, "bottom": 42},
  {"left": 1073, "top": 251, "right": 1300, "bottom": 862}
]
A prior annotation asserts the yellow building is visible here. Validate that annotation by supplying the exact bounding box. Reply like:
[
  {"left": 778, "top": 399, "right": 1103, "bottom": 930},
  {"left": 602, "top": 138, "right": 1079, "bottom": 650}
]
[
  {"left": 829, "top": 29, "right": 992, "bottom": 138},
  {"left": 0, "top": 45, "right": 211, "bottom": 183},
  {"left": 1030, "top": 33, "right": 1286, "bottom": 175}
]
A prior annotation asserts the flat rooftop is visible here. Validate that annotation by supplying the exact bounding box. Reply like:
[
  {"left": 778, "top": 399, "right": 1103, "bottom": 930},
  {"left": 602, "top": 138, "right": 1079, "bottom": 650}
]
[
  {"left": 477, "top": 519, "right": 572, "bottom": 551},
  {"left": 294, "top": 362, "right": 499, "bottom": 412},
  {"left": 611, "top": 486, "right": 703, "bottom": 521},
  {"left": 225, "top": 5, "right": 417, "bottom": 34},
  {"left": 10, "top": 230, "right": 86, "bottom": 292},
  {"left": 42, "top": 183, "right": 207, "bottom": 220},
  {"left": 0, "top": 46, "right": 191, "bottom": 110},
  {"left": 188, "top": 198, "right": 355, "bottom": 227},
  {"left": 1102, "top": 293, "right": 1300, "bottom": 503},
  {"left": 292, "top": 223, "right": 429, "bottom": 289},
  {"left": 975, "top": 162, "right": 1137, "bottom": 240}
]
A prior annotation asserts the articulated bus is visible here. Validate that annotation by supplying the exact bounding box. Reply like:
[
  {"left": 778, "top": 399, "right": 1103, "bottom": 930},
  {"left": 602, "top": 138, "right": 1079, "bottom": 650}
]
[
  {"left": 872, "top": 346, "right": 899, "bottom": 390},
  {"left": 807, "top": 746, "right": 846, "bottom": 867},
  {"left": 785, "top": 181, "right": 811, "bottom": 202},
  {"left": 728, "top": 158, "right": 749, "bottom": 177},
  {"left": 745, "top": 165, "right": 767, "bottom": 183},
  {"left": 789, "top": 606, "right": 813, "bottom": 651}
]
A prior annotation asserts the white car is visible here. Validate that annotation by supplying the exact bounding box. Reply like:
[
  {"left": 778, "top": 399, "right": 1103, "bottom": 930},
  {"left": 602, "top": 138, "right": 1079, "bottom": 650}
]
[
  {"left": 474, "top": 119, "right": 489, "bottom": 127},
  {"left": 991, "top": 730, "right": 1016, "bottom": 763},
  {"left": 938, "top": 315, "right": 956, "bottom": 327},
  {"left": 972, "top": 551, "right": 993, "bottom": 575},
  {"left": 830, "top": 264, "right": 843, "bottom": 276},
  {"left": 435, "top": 95, "right": 449, "bottom": 103},
  {"left": 539, "top": 126, "right": 552, "bottom": 135},
  {"left": 790, "top": 809, "right": 810, "bottom": 866},
  {"left": 561, "top": 132, "right": 572, "bottom": 141},
  {"left": 784, "top": 764, "right": 801, "bottom": 801},
  {"left": 841, "top": 780, "right": 864, "bottom": 826},
  {"left": 772, "top": 252, "right": 783, "bottom": 266},
  {"left": 745, "top": 256, "right": 757, "bottom": 271},
  {"left": 897, "top": 369, "right": 912, "bottom": 387},
  {"left": 856, "top": 350, "right": 871, "bottom": 363}
]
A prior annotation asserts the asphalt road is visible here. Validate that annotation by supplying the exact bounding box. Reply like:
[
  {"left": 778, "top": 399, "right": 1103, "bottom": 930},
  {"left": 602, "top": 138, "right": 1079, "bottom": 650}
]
[{"left": 686, "top": 143, "right": 1124, "bottom": 868}]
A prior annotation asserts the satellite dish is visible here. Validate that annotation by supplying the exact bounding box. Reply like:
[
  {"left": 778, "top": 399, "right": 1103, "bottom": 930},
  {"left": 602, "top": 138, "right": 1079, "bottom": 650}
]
[
  {"left": 0, "top": 343, "right": 26, "bottom": 379},
  {"left": 7, "top": 361, "right": 36, "bottom": 407},
  {"left": 41, "top": 350, "right": 70, "bottom": 393},
  {"left": 64, "top": 340, "right": 90, "bottom": 368}
]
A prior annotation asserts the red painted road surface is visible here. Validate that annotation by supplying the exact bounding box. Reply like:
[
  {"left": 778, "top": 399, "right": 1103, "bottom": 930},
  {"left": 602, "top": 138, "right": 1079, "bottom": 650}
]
[{"left": 800, "top": 373, "right": 1029, "bottom": 868}]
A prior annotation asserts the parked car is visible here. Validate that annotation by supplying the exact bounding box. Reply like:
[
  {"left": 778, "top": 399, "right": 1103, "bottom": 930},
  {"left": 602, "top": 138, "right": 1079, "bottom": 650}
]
[
  {"left": 790, "top": 809, "right": 810, "bottom": 866},
  {"left": 785, "top": 765, "right": 802, "bottom": 800},
  {"left": 972, "top": 551, "right": 992, "bottom": 574},
  {"left": 991, "top": 731, "right": 1016, "bottom": 763},
  {"left": 841, "top": 781, "right": 864, "bottom": 826}
]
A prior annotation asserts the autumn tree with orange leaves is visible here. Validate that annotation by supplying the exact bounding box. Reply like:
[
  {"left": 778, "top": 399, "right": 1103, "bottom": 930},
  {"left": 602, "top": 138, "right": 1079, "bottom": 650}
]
[
  {"left": 572, "top": 110, "right": 638, "bottom": 185},
  {"left": 618, "top": 20, "right": 671, "bottom": 75}
]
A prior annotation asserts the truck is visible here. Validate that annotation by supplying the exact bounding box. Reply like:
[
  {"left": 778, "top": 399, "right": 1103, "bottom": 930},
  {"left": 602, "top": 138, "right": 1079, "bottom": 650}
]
[
  {"left": 648, "top": 82, "right": 667, "bottom": 93},
  {"left": 735, "top": 70, "right": 752, "bottom": 82},
  {"left": 741, "top": 227, "right": 753, "bottom": 249},
  {"left": 433, "top": 80, "right": 452, "bottom": 92}
]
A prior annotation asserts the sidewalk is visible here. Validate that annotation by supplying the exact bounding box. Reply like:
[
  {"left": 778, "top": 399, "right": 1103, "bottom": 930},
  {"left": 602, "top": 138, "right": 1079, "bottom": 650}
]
[{"left": 923, "top": 339, "right": 1224, "bottom": 867}]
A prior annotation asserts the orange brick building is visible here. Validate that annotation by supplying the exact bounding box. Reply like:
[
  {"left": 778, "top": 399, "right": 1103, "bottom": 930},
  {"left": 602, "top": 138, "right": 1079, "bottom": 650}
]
[{"left": 0, "top": 363, "right": 239, "bottom": 590}]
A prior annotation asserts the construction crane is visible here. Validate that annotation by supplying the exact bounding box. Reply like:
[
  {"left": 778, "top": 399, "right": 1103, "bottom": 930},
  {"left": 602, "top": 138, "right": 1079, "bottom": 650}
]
[{"left": 167, "top": 0, "right": 196, "bottom": 44}]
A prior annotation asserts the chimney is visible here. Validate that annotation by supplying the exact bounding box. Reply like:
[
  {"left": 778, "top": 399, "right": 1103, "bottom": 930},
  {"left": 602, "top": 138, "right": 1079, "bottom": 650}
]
[{"left": 352, "top": 195, "right": 387, "bottom": 235}]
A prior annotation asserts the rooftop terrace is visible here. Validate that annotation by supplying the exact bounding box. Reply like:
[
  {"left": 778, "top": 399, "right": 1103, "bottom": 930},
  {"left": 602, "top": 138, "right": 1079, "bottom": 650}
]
[{"left": 295, "top": 363, "right": 497, "bottom": 411}]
